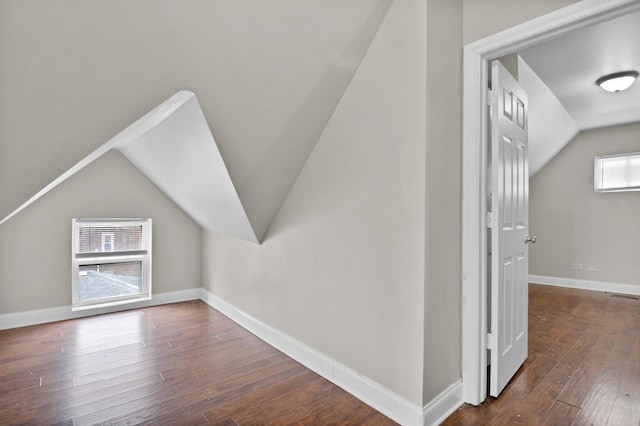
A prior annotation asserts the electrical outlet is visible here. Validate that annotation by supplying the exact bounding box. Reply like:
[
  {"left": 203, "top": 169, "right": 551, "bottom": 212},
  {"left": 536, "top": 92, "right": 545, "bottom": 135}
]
[
  {"left": 572, "top": 263, "right": 583, "bottom": 270},
  {"left": 587, "top": 265, "right": 598, "bottom": 272}
]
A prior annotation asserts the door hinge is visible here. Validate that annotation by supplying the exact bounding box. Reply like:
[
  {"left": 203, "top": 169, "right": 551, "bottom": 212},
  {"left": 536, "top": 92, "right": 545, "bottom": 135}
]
[
  {"left": 487, "top": 89, "right": 498, "bottom": 106},
  {"left": 486, "top": 212, "right": 495, "bottom": 229},
  {"left": 486, "top": 333, "right": 495, "bottom": 350}
]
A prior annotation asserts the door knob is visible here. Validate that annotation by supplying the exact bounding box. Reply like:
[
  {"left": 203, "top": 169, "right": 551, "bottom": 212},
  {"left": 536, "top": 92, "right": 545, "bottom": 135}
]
[{"left": 525, "top": 235, "right": 537, "bottom": 244}]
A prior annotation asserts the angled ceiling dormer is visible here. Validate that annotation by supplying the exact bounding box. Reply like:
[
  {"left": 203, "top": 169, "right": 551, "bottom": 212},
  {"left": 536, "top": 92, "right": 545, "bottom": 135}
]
[
  {"left": 119, "top": 92, "right": 258, "bottom": 243},
  {"left": 0, "top": 91, "right": 258, "bottom": 243}
]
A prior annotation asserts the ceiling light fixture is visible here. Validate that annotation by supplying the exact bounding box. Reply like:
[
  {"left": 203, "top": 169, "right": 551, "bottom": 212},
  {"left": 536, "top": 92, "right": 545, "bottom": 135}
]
[{"left": 596, "top": 71, "right": 639, "bottom": 93}]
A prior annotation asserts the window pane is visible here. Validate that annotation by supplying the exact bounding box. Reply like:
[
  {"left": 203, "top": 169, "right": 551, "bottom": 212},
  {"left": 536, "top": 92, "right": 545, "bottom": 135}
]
[
  {"left": 600, "top": 158, "right": 627, "bottom": 189},
  {"left": 595, "top": 153, "right": 640, "bottom": 192},
  {"left": 78, "top": 262, "right": 142, "bottom": 301},
  {"left": 629, "top": 158, "right": 640, "bottom": 187},
  {"left": 77, "top": 225, "right": 143, "bottom": 254}
]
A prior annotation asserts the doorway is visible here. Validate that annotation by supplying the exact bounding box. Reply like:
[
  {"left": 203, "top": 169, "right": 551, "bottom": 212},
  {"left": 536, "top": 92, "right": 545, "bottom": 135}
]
[{"left": 461, "top": 0, "right": 640, "bottom": 406}]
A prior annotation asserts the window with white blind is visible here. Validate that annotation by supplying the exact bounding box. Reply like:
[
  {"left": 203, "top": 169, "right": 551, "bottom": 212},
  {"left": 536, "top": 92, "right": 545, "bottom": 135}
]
[
  {"left": 72, "top": 218, "right": 152, "bottom": 311},
  {"left": 594, "top": 153, "right": 640, "bottom": 192}
]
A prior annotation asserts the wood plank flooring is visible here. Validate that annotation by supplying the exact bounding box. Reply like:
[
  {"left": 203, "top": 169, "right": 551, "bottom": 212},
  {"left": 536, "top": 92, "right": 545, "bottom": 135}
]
[
  {"left": 0, "top": 301, "right": 395, "bottom": 425},
  {"left": 444, "top": 284, "right": 640, "bottom": 425}
]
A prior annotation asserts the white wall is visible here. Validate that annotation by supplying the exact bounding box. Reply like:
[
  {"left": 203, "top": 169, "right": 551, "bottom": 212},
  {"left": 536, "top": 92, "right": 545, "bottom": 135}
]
[
  {"left": 0, "top": 150, "right": 201, "bottom": 314},
  {"left": 530, "top": 122, "right": 640, "bottom": 286},
  {"left": 203, "top": 0, "right": 427, "bottom": 405}
]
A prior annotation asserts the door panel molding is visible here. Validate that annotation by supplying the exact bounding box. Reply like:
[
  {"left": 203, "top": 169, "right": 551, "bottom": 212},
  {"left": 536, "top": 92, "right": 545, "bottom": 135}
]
[
  {"left": 489, "top": 61, "right": 529, "bottom": 397},
  {"left": 461, "top": 0, "right": 640, "bottom": 406}
]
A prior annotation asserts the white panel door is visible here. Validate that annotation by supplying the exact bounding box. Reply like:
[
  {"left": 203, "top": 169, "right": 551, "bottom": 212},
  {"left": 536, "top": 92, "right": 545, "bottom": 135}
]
[{"left": 489, "top": 61, "right": 529, "bottom": 397}]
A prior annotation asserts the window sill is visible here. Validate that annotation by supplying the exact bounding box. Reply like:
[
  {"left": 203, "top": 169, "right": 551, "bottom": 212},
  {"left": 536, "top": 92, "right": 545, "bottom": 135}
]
[{"left": 72, "top": 295, "right": 152, "bottom": 312}]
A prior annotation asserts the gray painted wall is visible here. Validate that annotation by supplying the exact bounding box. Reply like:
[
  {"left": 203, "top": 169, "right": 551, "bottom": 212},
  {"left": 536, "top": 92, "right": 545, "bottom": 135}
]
[
  {"left": 530, "top": 122, "right": 640, "bottom": 286},
  {"left": 463, "top": 0, "right": 579, "bottom": 44},
  {"left": 203, "top": 0, "right": 427, "bottom": 405},
  {"left": 0, "top": 150, "right": 201, "bottom": 313},
  {"left": 423, "top": 0, "right": 462, "bottom": 404}
]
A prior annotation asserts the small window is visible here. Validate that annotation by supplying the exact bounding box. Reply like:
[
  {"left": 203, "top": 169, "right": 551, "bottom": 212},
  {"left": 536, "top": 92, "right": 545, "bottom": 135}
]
[
  {"left": 594, "top": 153, "right": 640, "bottom": 192},
  {"left": 72, "top": 218, "right": 152, "bottom": 311}
]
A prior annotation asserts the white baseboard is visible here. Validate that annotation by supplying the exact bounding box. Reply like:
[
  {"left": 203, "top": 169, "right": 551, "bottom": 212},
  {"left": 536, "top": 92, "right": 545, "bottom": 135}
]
[
  {"left": 423, "top": 381, "right": 463, "bottom": 426},
  {"left": 529, "top": 275, "right": 640, "bottom": 296},
  {"left": 200, "top": 288, "right": 432, "bottom": 426},
  {"left": 0, "top": 288, "right": 201, "bottom": 330}
]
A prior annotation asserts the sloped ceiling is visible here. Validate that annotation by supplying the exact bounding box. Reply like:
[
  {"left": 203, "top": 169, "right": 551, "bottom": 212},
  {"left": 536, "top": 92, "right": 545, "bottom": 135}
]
[
  {"left": 0, "top": 0, "right": 392, "bottom": 241},
  {"left": 0, "top": 91, "right": 258, "bottom": 242},
  {"left": 519, "top": 9, "right": 640, "bottom": 177},
  {"left": 520, "top": 10, "right": 640, "bottom": 132},
  {"left": 518, "top": 57, "right": 579, "bottom": 178}
]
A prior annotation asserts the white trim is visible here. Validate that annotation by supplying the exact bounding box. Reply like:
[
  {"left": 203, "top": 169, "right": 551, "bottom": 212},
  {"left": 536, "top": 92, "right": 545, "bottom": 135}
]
[
  {"left": 422, "top": 381, "right": 463, "bottom": 426},
  {"left": 529, "top": 275, "right": 640, "bottom": 297},
  {"left": 200, "top": 288, "right": 425, "bottom": 426},
  {"left": 461, "top": 38, "right": 489, "bottom": 406},
  {"left": 0, "top": 288, "right": 201, "bottom": 330},
  {"left": 462, "top": 0, "right": 640, "bottom": 406}
]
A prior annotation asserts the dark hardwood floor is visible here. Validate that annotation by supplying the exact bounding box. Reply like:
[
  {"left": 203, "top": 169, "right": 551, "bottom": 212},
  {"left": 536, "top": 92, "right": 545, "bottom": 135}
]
[
  {"left": 444, "top": 283, "right": 640, "bottom": 425},
  {"left": 4, "top": 284, "right": 638, "bottom": 425},
  {"left": 0, "top": 301, "right": 395, "bottom": 425}
]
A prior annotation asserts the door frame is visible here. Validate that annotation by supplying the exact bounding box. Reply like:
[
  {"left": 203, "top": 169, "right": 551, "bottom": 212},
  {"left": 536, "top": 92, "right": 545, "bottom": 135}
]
[{"left": 461, "top": 0, "right": 640, "bottom": 406}]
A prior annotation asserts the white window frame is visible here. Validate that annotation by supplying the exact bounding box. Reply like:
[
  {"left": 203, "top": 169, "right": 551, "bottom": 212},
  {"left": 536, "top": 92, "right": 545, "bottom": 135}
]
[
  {"left": 594, "top": 152, "right": 640, "bottom": 193},
  {"left": 72, "top": 218, "right": 152, "bottom": 311}
]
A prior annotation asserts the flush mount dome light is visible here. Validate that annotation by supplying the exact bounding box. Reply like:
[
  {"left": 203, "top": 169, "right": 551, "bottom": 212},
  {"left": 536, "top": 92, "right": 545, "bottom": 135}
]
[{"left": 596, "top": 71, "right": 639, "bottom": 93}]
